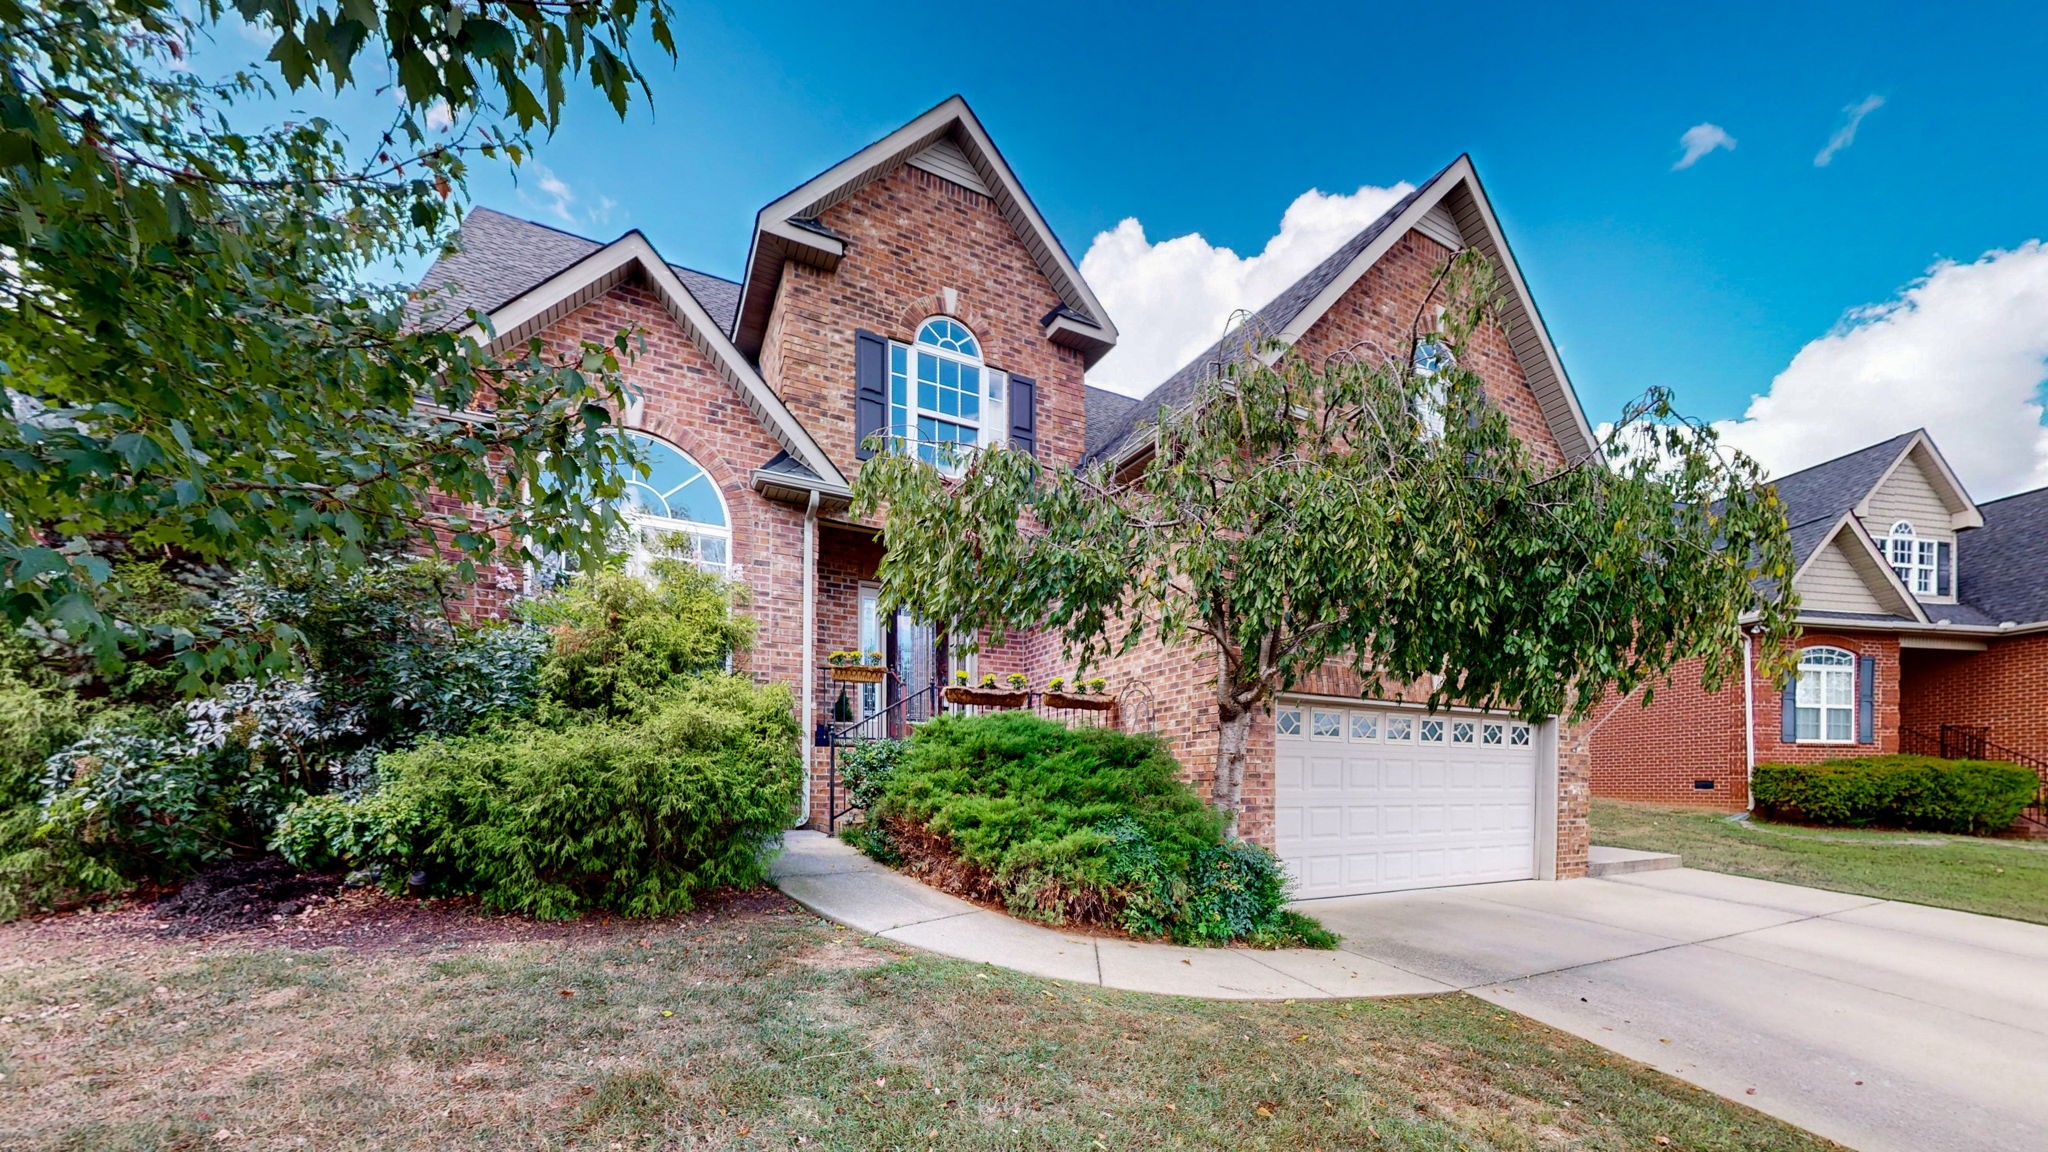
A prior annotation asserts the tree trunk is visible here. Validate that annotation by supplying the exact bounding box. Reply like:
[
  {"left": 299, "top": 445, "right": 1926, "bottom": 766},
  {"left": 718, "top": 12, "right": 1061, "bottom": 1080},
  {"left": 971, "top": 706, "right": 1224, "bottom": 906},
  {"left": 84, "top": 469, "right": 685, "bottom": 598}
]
[{"left": 1214, "top": 690, "right": 1256, "bottom": 839}]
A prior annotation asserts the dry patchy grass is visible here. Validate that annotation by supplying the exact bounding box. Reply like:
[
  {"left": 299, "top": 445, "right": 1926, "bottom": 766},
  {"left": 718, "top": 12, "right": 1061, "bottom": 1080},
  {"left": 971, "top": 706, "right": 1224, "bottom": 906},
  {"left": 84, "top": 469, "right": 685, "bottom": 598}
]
[{"left": 0, "top": 886, "right": 1837, "bottom": 1151}]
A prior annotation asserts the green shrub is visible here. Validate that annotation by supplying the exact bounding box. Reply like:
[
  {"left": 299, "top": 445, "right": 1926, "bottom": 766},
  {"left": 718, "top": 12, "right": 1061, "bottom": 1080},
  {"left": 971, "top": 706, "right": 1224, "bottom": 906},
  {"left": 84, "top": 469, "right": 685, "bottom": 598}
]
[
  {"left": 281, "top": 675, "right": 802, "bottom": 918},
  {"left": 866, "top": 711, "right": 1330, "bottom": 947},
  {"left": 0, "top": 669, "right": 127, "bottom": 918},
  {"left": 834, "top": 738, "right": 905, "bottom": 862},
  {"left": 526, "top": 559, "right": 754, "bottom": 718},
  {"left": 1753, "top": 755, "right": 2041, "bottom": 832}
]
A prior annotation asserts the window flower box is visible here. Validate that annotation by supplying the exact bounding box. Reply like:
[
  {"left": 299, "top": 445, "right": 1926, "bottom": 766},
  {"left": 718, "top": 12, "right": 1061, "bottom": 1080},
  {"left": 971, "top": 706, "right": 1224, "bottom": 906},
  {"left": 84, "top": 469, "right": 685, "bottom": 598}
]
[{"left": 830, "top": 665, "right": 887, "bottom": 684}]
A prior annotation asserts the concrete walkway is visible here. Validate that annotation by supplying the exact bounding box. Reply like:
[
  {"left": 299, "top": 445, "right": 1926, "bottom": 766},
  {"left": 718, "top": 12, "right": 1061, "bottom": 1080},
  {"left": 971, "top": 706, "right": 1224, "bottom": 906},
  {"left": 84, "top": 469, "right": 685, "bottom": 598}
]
[
  {"left": 774, "top": 831, "right": 2048, "bottom": 1151},
  {"left": 768, "top": 831, "right": 1449, "bottom": 999}
]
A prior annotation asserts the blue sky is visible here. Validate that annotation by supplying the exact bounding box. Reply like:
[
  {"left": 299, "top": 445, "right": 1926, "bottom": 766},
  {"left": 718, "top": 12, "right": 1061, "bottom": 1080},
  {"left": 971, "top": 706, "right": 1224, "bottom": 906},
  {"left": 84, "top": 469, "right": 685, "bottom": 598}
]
[{"left": 209, "top": 1, "right": 2048, "bottom": 495}]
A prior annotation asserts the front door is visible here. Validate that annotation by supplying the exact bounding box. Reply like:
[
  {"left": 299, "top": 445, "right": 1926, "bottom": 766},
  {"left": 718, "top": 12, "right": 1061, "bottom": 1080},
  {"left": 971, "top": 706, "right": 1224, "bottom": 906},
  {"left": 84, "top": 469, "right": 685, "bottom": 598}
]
[{"left": 854, "top": 586, "right": 947, "bottom": 735}]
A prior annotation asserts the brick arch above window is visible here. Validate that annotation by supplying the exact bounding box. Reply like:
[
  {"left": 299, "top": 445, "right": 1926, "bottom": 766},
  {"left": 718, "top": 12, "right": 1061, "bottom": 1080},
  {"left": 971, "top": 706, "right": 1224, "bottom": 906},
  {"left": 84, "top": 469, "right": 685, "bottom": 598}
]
[{"left": 893, "top": 293, "right": 996, "bottom": 343}]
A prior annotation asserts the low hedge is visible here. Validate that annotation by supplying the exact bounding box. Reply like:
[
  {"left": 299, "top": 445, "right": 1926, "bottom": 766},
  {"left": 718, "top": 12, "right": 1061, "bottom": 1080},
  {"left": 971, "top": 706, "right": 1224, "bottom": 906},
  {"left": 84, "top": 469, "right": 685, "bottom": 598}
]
[
  {"left": 856, "top": 711, "right": 1333, "bottom": 948},
  {"left": 276, "top": 675, "right": 802, "bottom": 918},
  {"left": 1751, "top": 755, "right": 2040, "bottom": 833}
]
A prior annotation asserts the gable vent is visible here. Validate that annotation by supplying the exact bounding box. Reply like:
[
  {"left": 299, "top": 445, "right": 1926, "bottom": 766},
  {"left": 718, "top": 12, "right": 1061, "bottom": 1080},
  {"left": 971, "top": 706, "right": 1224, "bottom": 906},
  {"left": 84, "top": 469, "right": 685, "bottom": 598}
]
[
  {"left": 906, "top": 138, "right": 993, "bottom": 196},
  {"left": 1416, "top": 201, "right": 1465, "bottom": 250}
]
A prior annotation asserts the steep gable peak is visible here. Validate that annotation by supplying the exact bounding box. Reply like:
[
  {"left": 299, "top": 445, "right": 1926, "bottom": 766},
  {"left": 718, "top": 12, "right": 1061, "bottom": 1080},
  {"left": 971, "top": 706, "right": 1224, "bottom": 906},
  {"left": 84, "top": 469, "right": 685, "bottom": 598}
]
[{"left": 733, "top": 95, "right": 1118, "bottom": 367}]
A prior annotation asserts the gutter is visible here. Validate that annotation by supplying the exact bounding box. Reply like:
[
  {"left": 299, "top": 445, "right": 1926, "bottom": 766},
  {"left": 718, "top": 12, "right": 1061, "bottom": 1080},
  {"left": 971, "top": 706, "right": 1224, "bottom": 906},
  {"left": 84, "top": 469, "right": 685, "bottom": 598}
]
[
  {"left": 796, "top": 490, "right": 820, "bottom": 828},
  {"left": 1742, "top": 626, "right": 1757, "bottom": 812}
]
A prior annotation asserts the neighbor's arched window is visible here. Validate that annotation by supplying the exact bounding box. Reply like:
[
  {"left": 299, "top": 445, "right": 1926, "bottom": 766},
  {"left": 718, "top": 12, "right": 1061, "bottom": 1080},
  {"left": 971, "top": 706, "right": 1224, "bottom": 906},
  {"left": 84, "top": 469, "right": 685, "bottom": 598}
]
[
  {"left": 887, "top": 317, "right": 1006, "bottom": 470},
  {"left": 1793, "top": 645, "right": 1856, "bottom": 743},
  {"left": 618, "top": 431, "right": 729, "bottom": 575},
  {"left": 1887, "top": 520, "right": 1935, "bottom": 594}
]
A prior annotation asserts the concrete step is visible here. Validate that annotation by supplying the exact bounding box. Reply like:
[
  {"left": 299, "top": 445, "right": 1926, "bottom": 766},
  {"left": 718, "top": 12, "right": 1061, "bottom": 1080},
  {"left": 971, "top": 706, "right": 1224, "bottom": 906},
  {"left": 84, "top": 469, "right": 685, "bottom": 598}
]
[{"left": 1588, "top": 845, "right": 1682, "bottom": 877}]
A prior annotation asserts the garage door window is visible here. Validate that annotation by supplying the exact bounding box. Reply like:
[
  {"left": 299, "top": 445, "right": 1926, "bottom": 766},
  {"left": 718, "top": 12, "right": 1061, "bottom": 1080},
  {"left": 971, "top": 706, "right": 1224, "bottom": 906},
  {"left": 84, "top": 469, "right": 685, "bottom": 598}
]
[
  {"left": 1350, "top": 713, "right": 1378, "bottom": 741},
  {"left": 1386, "top": 716, "right": 1413, "bottom": 741},
  {"left": 1277, "top": 706, "right": 1302, "bottom": 736},
  {"left": 1510, "top": 723, "right": 1531, "bottom": 746},
  {"left": 1312, "top": 709, "right": 1343, "bottom": 739},
  {"left": 1452, "top": 720, "right": 1475, "bottom": 743},
  {"left": 1419, "top": 718, "right": 1445, "bottom": 743},
  {"left": 1482, "top": 723, "right": 1504, "bottom": 745}
]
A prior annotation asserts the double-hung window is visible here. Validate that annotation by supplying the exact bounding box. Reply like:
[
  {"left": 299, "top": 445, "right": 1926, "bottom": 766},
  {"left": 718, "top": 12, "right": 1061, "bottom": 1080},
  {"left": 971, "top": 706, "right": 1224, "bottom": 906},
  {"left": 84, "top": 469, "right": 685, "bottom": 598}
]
[
  {"left": 887, "top": 318, "right": 1006, "bottom": 471},
  {"left": 1887, "top": 521, "right": 1937, "bottom": 595},
  {"left": 1793, "top": 646, "right": 1856, "bottom": 743}
]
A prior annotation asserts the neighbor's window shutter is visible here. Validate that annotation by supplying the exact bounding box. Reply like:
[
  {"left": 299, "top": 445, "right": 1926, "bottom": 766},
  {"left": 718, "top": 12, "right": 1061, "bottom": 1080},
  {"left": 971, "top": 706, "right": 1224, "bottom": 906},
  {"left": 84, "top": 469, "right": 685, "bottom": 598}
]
[
  {"left": 1780, "top": 679, "right": 1799, "bottom": 744},
  {"left": 1856, "top": 655, "right": 1876, "bottom": 744},
  {"left": 853, "top": 329, "right": 888, "bottom": 461},
  {"left": 1936, "top": 542, "right": 1953, "bottom": 597},
  {"left": 1007, "top": 374, "right": 1037, "bottom": 457}
]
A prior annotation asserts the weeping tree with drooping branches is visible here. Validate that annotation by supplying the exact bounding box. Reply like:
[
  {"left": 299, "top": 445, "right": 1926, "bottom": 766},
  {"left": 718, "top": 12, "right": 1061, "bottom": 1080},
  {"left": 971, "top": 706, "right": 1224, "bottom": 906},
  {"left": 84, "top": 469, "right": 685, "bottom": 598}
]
[{"left": 853, "top": 250, "right": 1800, "bottom": 832}]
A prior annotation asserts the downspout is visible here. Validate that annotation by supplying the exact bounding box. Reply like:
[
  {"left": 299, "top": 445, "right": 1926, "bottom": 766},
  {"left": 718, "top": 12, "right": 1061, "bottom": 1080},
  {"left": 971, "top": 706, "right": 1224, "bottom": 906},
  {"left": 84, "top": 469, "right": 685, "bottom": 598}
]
[
  {"left": 1742, "top": 626, "right": 1757, "bottom": 812},
  {"left": 797, "top": 489, "right": 820, "bottom": 828}
]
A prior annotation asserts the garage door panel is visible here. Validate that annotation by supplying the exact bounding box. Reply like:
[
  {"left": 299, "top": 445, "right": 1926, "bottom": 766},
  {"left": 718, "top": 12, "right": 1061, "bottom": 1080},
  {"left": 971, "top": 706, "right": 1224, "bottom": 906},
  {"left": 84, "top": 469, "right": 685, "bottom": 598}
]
[{"left": 1275, "top": 700, "right": 1539, "bottom": 898}]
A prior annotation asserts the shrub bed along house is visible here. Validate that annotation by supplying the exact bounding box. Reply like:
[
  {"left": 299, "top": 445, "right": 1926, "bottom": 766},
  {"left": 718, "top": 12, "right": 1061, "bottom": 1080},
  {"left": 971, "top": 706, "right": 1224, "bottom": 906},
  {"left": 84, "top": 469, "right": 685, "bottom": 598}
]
[
  {"left": 1751, "top": 754, "right": 2041, "bottom": 833},
  {"left": 843, "top": 711, "right": 1334, "bottom": 948}
]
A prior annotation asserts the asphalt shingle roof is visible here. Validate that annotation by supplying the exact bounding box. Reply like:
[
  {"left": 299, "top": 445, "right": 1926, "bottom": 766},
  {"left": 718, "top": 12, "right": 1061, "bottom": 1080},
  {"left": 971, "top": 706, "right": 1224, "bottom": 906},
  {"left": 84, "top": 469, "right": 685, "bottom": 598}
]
[
  {"left": 1957, "top": 485, "right": 2048, "bottom": 626},
  {"left": 1080, "top": 171, "right": 1447, "bottom": 466},
  {"left": 1765, "top": 430, "right": 1919, "bottom": 569},
  {"left": 410, "top": 207, "right": 741, "bottom": 335}
]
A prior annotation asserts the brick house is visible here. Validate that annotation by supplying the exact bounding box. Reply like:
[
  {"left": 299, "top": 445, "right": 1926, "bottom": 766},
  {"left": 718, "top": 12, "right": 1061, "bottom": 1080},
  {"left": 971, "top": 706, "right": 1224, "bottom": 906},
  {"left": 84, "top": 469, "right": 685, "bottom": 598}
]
[
  {"left": 414, "top": 96, "right": 1604, "bottom": 897},
  {"left": 1588, "top": 429, "right": 2048, "bottom": 822}
]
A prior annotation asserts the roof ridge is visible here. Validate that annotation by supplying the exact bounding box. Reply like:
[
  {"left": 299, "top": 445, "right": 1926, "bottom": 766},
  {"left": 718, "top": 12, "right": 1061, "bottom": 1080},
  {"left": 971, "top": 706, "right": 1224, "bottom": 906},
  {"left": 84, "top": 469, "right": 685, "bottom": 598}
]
[
  {"left": 1975, "top": 482, "right": 2048, "bottom": 508},
  {"left": 464, "top": 204, "right": 606, "bottom": 245}
]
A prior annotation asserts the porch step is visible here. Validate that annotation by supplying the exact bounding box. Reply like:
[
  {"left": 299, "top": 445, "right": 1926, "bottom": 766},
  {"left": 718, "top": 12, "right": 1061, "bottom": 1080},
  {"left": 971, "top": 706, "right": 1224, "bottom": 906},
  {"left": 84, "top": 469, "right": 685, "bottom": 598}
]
[{"left": 1587, "top": 846, "right": 1682, "bottom": 877}]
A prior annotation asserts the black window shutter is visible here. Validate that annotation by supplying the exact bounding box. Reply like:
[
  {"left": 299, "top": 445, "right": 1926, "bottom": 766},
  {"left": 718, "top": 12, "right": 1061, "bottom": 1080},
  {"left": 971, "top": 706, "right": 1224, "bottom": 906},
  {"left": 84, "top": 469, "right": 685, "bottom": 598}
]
[
  {"left": 1856, "top": 655, "right": 1876, "bottom": 744},
  {"left": 1780, "top": 679, "right": 1799, "bottom": 744},
  {"left": 1008, "top": 374, "right": 1037, "bottom": 457},
  {"left": 854, "top": 329, "right": 888, "bottom": 460},
  {"left": 1936, "top": 541, "right": 1953, "bottom": 597}
]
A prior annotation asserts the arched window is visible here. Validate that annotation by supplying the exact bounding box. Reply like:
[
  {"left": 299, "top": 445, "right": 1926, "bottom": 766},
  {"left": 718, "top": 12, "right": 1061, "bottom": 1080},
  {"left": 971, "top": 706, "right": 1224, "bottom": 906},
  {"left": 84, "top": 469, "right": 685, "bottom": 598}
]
[
  {"left": 1793, "top": 645, "right": 1856, "bottom": 743},
  {"left": 618, "top": 431, "right": 729, "bottom": 574},
  {"left": 886, "top": 317, "right": 1006, "bottom": 470},
  {"left": 1887, "top": 520, "right": 1936, "bottom": 594}
]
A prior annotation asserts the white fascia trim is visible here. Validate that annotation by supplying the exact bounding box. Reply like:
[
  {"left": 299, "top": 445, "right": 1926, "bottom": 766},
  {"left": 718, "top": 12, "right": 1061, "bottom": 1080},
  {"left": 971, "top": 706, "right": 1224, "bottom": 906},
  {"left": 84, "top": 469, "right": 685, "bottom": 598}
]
[
  {"left": 469, "top": 233, "right": 847, "bottom": 490},
  {"left": 1854, "top": 431, "right": 1985, "bottom": 530},
  {"left": 743, "top": 96, "right": 1116, "bottom": 340},
  {"left": 1791, "top": 513, "right": 1930, "bottom": 623},
  {"left": 1269, "top": 156, "right": 1596, "bottom": 461}
]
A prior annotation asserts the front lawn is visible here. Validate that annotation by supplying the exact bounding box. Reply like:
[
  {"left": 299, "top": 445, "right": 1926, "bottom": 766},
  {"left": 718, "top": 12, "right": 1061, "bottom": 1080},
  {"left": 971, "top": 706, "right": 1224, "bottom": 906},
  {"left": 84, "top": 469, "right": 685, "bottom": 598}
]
[
  {"left": 0, "top": 889, "right": 1835, "bottom": 1151},
  {"left": 1592, "top": 799, "right": 2048, "bottom": 925}
]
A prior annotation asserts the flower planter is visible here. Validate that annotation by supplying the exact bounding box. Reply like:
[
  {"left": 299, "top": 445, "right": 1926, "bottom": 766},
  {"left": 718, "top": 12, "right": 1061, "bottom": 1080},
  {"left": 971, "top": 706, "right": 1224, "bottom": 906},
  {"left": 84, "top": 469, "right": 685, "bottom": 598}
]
[
  {"left": 944, "top": 686, "right": 1029, "bottom": 709},
  {"left": 1041, "top": 691, "right": 1116, "bottom": 712},
  {"left": 829, "top": 665, "right": 887, "bottom": 684}
]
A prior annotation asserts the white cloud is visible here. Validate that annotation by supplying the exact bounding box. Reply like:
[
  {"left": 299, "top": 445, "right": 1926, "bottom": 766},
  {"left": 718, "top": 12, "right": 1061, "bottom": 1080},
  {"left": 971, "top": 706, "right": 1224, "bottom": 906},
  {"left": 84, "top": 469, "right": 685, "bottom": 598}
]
[
  {"left": 517, "top": 164, "right": 615, "bottom": 229},
  {"left": 424, "top": 100, "right": 455, "bottom": 132},
  {"left": 1078, "top": 183, "right": 1415, "bottom": 393},
  {"left": 1672, "top": 123, "right": 1737, "bottom": 170},
  {"left": 1714, "top": 240, "right": 2048, "bottom": 499},
  {"left": 1814, "top": 95, "right": 1885, "bottom": 167}
]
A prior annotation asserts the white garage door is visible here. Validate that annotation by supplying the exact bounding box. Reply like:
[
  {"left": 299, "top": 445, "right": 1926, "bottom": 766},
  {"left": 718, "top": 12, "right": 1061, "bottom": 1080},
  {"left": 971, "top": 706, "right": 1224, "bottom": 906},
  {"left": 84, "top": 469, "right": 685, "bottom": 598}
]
[{"left": 1274, "top": 700, "right": 1539, "bottom": 899}]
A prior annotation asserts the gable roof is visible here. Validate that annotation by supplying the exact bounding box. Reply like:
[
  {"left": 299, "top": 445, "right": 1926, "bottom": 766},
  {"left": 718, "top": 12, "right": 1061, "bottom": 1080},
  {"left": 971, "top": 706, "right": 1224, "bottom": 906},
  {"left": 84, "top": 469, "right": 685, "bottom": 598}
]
[
  {"left": 1958, "top": 484, "right": 2048, "bottom": 626},
  {"left": 1788, "top": 513, "right": 1927, "bottom": 623},
  {"left": 425, "top": 222, "right": 846, "bottom": 493},
  {"left": 413, "top": 208, "right": 742, "bottom": 334},
  {"left": 731, "top": 95, "right": 1119, "bottom": 368},
  {"left": 1083, "top": 155, "right": 1596, "bottom": 467},
  {"left": 1768, "top": 428, "right": 1983, "bottom": 544}
]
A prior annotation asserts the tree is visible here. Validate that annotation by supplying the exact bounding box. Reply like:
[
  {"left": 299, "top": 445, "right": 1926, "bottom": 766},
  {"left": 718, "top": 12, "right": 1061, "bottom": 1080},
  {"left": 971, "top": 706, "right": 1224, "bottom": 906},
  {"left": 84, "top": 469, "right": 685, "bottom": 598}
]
[
  {"left": 0, "top": 0, "right": 676, "bottom": 685},
  {"left": 853, "top": 252, "right": 1800, "bottom": 831}
]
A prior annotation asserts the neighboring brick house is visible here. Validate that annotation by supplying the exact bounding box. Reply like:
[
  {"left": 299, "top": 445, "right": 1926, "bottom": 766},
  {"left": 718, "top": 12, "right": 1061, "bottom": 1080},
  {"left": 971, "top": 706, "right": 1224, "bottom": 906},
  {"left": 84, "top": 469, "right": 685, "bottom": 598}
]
[
  {"left": 1588, "top": 429, "right": 2048, "bottom": 823},
  {"left": 413, "top": 96, "right": 1603, "bottom": 897}
]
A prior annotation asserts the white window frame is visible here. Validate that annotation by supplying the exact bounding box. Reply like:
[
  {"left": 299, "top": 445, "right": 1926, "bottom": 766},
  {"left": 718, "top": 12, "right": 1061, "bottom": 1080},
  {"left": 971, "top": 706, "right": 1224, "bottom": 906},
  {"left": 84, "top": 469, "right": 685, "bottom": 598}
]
[
  {"left": 1886, "top": 521, "right": 1937, "bottom": 596},
  {"left": 1794, "top": 645, "right": 1857, "bottom": 744},
  {"left": 619, "top": 431, "right": 731, "bottom": 577},
  {"left": 888, "top": 317, "right": 1007, "bottom": 472}
]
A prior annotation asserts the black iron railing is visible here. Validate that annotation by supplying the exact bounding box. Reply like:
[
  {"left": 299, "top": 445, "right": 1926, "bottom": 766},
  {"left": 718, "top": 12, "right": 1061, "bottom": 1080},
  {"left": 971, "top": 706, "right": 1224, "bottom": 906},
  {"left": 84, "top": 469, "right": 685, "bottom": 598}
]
[
  {"left": 822, "top": 678, "right": 1158, "bottom": 832},
  {"left": 1901, "top": 724, "right": 2048, "bottom": 827}
]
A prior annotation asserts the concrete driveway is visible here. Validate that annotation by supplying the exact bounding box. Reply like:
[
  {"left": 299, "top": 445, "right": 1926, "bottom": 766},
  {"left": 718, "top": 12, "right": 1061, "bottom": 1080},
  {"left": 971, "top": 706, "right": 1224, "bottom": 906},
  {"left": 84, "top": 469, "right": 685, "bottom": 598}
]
[{"left": 1300, "top": 868, "right": 2048, "bottom": 1152}]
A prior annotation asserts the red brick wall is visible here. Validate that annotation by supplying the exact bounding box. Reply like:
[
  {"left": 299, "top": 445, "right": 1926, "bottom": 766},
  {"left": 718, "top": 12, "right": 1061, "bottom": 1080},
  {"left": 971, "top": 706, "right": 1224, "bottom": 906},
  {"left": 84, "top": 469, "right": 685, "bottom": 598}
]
[
  {"left": 1588, "top": 631, "right": 1903, "bottom": 810},
  {"left": 764, "top": 163, "right": 1090, "bottom": 479},
  {"left": 1900, "top": 634, "right": 2048, "bottom": 765}
]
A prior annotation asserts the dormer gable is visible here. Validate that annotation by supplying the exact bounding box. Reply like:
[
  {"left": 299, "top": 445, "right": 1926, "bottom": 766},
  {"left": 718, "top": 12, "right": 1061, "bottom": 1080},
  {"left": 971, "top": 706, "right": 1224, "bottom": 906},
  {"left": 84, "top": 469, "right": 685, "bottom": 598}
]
[{"left": 733, "top": 95, "right": 1118, "bottom": 369}]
